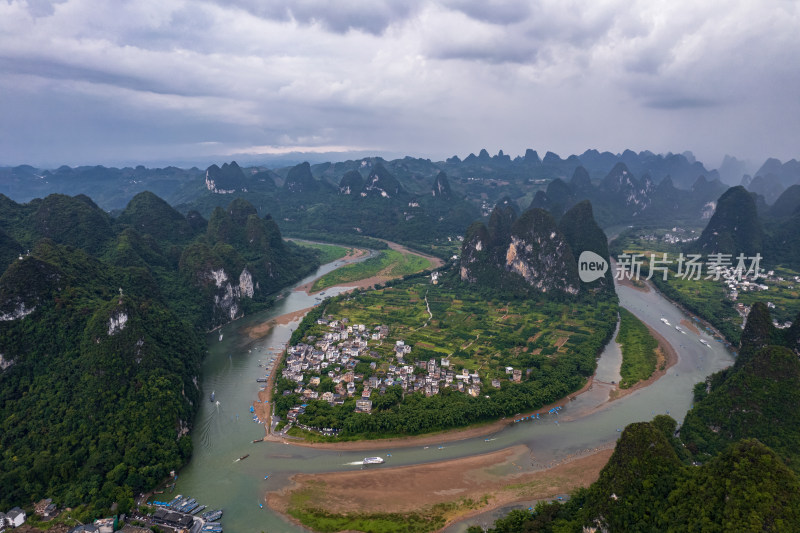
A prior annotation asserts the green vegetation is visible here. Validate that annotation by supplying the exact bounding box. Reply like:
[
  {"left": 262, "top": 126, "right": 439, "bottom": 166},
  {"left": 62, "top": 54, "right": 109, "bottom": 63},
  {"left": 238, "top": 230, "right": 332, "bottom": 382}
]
[
  {"left": 289, "top": 507, "right": 446, "bottom": 533},
  {"left": 692, "top": 185, "right": 763, "bottom": 257},
  {"left": 292, "top": 241, "right": 350, "bottom": 265},
  {"left": 650, "top": 264, "right": 800, "bottom": 345},
  {"left": 478, "top": 420, "right": 800, "bottom": 533},
  {"left": 479, "top": 300, "right": 800, "bottom": 533},
  {"left": 310, "top": 249, "right": 432, "bottom": 292},
  {"left": 616, "top": 307, "right": 659, "bottom": 388},
  {"left": 288, "top": 484, "right": 481, "bottom": 533},
  {"left": 652, "top": 273, "right": 744, "bottom": 344},
  {"left": 0, "top": 242, "right": 200, "bottom": 516},
  {"left": 17, "top": 505, "right": 97, "bottom": 531},
  {"left": 681, "top": 344, "right": 800, "bottom": 470},
  {"left": 680, "top": 303, "right": 800, "bottom": 472},
  {"left": 277, "top": 268, "right": 617, "bottom": 439},
  {"left": 0, "top": 192, "right": 320, "bottom": 517}
]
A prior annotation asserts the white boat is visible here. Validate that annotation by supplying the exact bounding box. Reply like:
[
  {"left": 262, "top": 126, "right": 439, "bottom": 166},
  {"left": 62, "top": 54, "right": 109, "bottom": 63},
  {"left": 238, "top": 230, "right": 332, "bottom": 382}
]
[
  {"left": 219, "top": 332, "right": 223, "bottom": 341},
  {"left": 675, "top": 326, "right": 683, "bottom": 332},
  {"left": 362, "top": 457, "right": 384, "bottom": 465},
  {"left": 660, "top": 318, "right": 671, "bottom": 326},
  {"left": 700, "top": 339, "right": 710, "bottom": 347}
]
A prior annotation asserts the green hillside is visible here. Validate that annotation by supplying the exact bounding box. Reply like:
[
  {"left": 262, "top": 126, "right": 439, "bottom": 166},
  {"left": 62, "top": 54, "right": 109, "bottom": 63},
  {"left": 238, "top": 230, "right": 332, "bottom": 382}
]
[{"left": 0, "top": 192, "right": 321, "bottom": 518}]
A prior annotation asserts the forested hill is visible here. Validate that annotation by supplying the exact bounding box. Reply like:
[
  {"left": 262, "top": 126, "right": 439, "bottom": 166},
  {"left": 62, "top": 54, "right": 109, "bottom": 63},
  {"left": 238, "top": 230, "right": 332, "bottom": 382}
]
[
  {"left": 0, "top": 192, "right": 319, "bottom": 329},
  {"left": 0, "top": 191, "right": 320, "bottom": 517},
  {"left": 480, "top": 419, "right": 800, "bottom": 532},
  {"left": 680, "top": 302, "right": 800, "bottom": 472},
  {"left": 688, "top": 184, "right": 800, "bottom": 270},
  {"left": 460, "top": 199, "right": 613, "bottom": 296}
]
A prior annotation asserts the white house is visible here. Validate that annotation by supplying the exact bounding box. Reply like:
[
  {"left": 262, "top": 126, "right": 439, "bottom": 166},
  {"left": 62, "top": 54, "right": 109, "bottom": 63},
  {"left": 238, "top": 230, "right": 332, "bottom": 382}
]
[{"left": 6, "top": 508, "right": 25, "bottom": 528}]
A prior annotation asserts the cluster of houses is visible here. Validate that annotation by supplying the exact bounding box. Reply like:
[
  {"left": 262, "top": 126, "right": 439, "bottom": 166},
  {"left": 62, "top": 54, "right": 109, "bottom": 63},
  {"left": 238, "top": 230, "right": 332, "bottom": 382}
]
[
  {"left": 724, "top": 267, "right": 773, "bottom": 301},
  {"left": 280, "top": 317, "right": 525, "bottom": 420},
  {"left": 636, "top": 227, "right": 697, "bottom": 245},
  {"left": 0, "top": 508, "right": 25, "bottom": 531},
  {"left": 731, "top": 271, "right": 798, "bottom": 329}
]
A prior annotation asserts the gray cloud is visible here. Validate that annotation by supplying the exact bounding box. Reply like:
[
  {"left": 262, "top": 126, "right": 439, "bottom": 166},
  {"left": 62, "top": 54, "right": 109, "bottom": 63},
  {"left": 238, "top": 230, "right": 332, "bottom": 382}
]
[
  {"left": 443, "top": 0, "right": 531, "bottom": 25},
  {"left": 429, "top": 40, "right": 538, "bottom": 64},
  {"left": 23, "top": 0, "right": 67, "bottom": 18},
  {"left": 207, "top": 0, "right": 423, "bottom": 35},
  {"left": 643, "top": 96, "right": 719, "bottom": 110},
  {"left": 0, "top": 0, "right": 798, "bottom": 168}
]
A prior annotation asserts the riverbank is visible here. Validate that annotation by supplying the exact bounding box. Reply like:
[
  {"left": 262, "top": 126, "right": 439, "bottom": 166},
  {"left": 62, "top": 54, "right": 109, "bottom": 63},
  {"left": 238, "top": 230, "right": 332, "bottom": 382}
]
[
  {"left": 383, "top": 240, "right": 445, "bottom": 269},
  {"left": 295, "top": 247, "right": 371, "bottom": 294},
  {"left": 268, "top": 444, "right": 615, "bottom": 532},
  {"left": 302, "top": 241, "right": 444, "bottom": 295},
  {"left": 608, "top": 321, "right": 678, "bottom": 402}
]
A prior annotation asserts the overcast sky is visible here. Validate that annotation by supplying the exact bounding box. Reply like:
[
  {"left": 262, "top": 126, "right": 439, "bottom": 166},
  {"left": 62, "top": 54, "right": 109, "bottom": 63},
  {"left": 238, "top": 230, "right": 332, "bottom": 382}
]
[{"left": 1, "top": 0, "right": 798, "bottom": 169}]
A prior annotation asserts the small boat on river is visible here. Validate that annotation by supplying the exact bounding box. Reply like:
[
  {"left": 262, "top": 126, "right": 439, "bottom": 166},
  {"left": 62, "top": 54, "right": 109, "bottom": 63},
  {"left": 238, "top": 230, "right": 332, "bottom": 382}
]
[
  {"left": 363, "top": 457, "right": 384, "bottom": 465},
  {"left": 203, "top": 509, "right": 223, "bottom": 521}
]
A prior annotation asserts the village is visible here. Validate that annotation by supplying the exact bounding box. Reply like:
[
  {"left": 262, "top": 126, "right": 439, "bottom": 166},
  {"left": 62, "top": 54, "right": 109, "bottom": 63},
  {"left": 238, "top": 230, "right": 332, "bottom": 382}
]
[
  {"left": 725, "top": 267, "right": 799, "bottom": 328},
  {"left": 279, "top": 316, "right": 523, "bottom": 426}
]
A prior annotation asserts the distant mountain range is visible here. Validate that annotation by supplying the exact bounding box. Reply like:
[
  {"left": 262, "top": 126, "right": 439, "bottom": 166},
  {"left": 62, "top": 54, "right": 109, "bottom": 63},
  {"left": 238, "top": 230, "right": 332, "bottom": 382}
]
[
  {"left": 3, "top": 149, "right": 800, "bottom": 272},
  {"left": 3, "top": 150, "right": 795, "bottom": 211}
]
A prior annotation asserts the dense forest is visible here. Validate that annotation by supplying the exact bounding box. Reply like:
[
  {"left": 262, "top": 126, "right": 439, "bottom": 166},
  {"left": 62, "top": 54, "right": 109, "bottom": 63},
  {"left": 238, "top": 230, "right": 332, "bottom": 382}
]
[
  {"left": 0, "top": 191, "right": 320, "bottom": 517},
  {"left": 475, "top": 420, "right": 800, "bottom": 532}
]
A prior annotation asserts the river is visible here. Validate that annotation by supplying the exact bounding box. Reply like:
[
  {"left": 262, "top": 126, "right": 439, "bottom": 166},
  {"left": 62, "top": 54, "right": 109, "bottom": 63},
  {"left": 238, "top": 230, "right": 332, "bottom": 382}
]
[{"left": 172, "top": 259, "right": 734, "bottom": 533}]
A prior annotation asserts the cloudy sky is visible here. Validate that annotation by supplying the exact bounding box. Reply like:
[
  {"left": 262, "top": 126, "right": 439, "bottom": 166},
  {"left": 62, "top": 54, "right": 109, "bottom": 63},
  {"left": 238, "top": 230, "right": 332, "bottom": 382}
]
[{"left": 1, "top": 0, "right": 798, "bottom": 168}]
